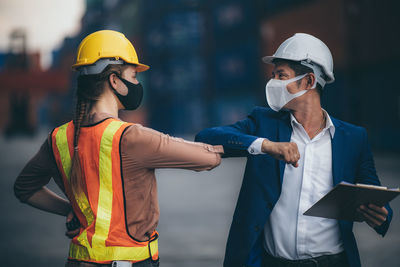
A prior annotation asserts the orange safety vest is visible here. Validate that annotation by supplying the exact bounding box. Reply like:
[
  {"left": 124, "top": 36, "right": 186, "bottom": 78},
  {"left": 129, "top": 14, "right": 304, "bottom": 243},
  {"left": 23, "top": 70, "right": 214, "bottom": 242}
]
[{"left": 51, "top": 118, "right": 158, "bottom": 263}]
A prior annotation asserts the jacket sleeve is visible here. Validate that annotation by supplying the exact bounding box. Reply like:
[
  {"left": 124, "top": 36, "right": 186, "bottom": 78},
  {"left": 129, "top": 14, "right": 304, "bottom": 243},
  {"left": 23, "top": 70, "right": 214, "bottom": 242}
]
[
  {"left": 121, "top": 125, "right": 223, "bottom": 171},
  {"left": 195, "top": 107, "right": 261, "bottom": 157},
  {"left": 355, "top": 128, "right": 393, "bottom": 236}
]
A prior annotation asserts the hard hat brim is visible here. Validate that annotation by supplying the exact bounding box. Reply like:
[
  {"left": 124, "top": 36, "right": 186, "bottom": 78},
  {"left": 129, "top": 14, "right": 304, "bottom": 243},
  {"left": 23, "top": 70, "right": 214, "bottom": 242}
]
[
  {"left": 135, "top": 63, "right": 150, "bottom": 72},
  {"left": 262, "top": 55, "right": 276, "bottom": 64},
  {"left": 72, "top": 59, "right": 150, "bottom": 72},
  {"left": 261, "top": 55, "right": 334, "bottom": 83}
]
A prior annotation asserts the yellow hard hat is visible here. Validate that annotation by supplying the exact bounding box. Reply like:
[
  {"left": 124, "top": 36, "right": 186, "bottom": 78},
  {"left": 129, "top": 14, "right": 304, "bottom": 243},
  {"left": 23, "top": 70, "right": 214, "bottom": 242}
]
[{"left": 72, "top": 30, "right": 149, "bottom": 73}]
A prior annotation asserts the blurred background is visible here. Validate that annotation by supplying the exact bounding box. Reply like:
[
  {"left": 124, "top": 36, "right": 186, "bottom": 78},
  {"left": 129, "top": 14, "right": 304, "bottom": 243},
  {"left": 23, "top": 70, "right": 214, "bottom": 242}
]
[{"left": 0, "top": 0, "right": 399, "bottom": 266}]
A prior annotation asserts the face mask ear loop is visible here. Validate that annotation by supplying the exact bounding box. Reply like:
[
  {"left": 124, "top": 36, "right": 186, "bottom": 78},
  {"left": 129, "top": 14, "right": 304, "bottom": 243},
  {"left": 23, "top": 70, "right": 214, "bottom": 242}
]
[
  {"left": 112, "top": 71, "right": 121, "bottom": 78},
  {"left": 312, "top": 79, "right": 318, "bottom": 89},
  {"left": 283, "top": 74, "right": 307, "bottom": 84},
  {"left": 305, "top": 73, "right": 317, "bottom": 90},
  {"left": 285, "top": 74, "right": 307, "bottom": 90}
]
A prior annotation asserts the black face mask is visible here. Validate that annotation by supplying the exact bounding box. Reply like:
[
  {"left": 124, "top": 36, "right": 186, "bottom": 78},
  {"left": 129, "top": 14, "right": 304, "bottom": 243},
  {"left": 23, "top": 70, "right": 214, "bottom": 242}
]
[{"left": 111, "top": 75, "right": 143, "bottom": 110}]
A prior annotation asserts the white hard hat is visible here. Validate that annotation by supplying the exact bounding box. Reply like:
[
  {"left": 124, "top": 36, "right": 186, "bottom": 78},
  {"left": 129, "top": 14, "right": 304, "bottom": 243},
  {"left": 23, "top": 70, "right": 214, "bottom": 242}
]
[{"left": 262, "top": 33, "right": 334, "bottom": 87}]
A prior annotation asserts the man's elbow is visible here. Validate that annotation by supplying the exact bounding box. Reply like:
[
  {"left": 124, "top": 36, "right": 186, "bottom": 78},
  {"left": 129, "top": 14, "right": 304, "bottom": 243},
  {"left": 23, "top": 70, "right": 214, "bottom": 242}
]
[
  {"left": 194, "top": 131, "right": 204, "bottom": 143},
  {"left": 195, "top": 128, "right": 213, "bottom": 143}
]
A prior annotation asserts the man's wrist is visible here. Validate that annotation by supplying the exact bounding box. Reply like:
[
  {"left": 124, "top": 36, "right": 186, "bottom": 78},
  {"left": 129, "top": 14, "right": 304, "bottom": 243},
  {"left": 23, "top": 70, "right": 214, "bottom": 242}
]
[
  {"left": 248, "top": 138, "right": 266, "bottom": 155},
  {"left": 261, "top": 138, "right": 272, "bottom": 154}
]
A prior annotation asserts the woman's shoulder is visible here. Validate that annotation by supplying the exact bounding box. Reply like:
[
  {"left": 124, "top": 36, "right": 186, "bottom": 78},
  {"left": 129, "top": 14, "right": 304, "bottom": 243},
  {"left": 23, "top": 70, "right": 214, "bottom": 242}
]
[{"left": 121, "top": 124, "right": 163, "bottom": 146}]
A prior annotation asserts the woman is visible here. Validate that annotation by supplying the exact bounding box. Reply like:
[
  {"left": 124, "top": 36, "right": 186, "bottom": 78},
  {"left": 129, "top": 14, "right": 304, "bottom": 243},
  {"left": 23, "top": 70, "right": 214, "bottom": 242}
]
[{"left": 14, "top": 30, "right": 223, "bottom": 267}]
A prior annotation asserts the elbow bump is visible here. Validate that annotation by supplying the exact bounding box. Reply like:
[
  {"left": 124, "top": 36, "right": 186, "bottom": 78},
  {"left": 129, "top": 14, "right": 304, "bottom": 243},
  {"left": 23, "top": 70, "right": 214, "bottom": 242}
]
[
  {"left": 194, "top": 132, "right": 203, "bottom": 143},
  {"left": 206, "top": 153, "right": 221, "bottom": 171},
  {"left": 194, "top": 154, "right": 221, "bottom": 172},
  {"left": 195, "top": 129, "right": 213, "bottom": 143},
  {"left": 215, "top": 153, "right": 222, "bottom": 167}
]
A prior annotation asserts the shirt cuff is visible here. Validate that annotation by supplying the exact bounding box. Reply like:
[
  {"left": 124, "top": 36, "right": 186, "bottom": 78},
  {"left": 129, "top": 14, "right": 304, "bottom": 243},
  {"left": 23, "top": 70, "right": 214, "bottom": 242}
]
[{"left": 248, "top": 138, "right": 266, "bottom": 155}]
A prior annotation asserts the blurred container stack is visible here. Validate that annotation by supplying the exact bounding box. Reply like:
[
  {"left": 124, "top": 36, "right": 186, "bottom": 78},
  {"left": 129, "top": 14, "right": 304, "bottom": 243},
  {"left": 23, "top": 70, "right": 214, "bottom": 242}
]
[
  {"left": 0, "top": 0, "right": 399, "bottom": 151},
  {"left": 141, "top": 0, "right": 208, "bottom": 134},
  {"left": 0, "top": 29, "right": 70, "bottom": 136}
]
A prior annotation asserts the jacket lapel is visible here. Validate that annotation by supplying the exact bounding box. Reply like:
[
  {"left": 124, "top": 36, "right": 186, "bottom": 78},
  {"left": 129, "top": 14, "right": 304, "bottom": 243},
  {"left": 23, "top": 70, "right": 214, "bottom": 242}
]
[
  {"left": 277, "top": 112, "right": 292, "bottom": 185},
  {"left": 331, "top": 118, "right": 345, "bottom": 186},
  {"left": 276, "top": 113, "right": 346, "bottom": 186}
]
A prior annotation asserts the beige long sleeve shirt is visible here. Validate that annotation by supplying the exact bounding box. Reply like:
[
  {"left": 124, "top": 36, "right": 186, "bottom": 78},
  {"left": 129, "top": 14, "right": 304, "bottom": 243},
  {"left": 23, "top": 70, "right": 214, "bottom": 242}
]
[{"left": 14, "top": 113, "right": 223, "bottom": 241}]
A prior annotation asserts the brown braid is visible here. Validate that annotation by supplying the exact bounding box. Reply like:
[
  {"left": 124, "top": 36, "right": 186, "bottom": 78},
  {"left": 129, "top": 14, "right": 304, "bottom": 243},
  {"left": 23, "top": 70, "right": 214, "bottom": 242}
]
[
  {"left": 73, "top": 99, "right": 88, "bottom": 147},
  {"left": 70, "top": 98, "right": 88, "bottom": 193},
  {"left": 69, "top": 64, "right": 125, "bottom": 194}
]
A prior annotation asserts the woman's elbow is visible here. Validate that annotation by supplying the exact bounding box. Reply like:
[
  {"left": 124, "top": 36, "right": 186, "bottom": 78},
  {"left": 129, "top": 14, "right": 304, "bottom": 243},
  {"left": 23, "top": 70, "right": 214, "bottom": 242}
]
[
  {"left": 213, "top": 153, "right": 222, "bottom": 168},
  {"left": 14, "top": 182, "right": 28, "bottom": 203},
  {"left": 195, "top": 153, "right": 222, "bottom": 172}
]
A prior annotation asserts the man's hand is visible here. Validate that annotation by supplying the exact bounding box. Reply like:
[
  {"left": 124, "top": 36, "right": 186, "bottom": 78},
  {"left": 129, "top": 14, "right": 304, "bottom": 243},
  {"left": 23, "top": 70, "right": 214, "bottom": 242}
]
[
  {"left": 357, "top": 204, "right": 388, "bottom": 228},
  {"left": 262, "top": 139, "right": 300, "bottom": 167},
  {"left": 65, "top": 210, "right": 80, "bottom": 239}
]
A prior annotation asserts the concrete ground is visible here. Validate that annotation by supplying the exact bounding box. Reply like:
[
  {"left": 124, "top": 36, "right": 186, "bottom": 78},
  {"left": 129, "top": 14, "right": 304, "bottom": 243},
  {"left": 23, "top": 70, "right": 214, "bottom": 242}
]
[{"left": 1, "top": 130, "right": 399, "bottom": 267}]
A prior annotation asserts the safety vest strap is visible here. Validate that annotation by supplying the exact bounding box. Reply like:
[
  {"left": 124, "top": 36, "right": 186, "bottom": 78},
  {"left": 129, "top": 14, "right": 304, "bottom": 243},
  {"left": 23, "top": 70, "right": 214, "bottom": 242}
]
[
  {"left": 54, "top": 121, "right": 94, "bottom": 225},
  {"left": 69, "top": 236, "right": 159, "bottom": 262},
  {"left": 93, "top": 120, "right": 126, "bottom": 248}
]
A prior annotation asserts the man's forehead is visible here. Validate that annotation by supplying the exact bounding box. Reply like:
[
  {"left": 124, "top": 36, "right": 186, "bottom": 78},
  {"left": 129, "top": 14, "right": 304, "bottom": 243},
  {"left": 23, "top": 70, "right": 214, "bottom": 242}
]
[{"left": 273, "top": 63, "right": 293, "bottom": 73}]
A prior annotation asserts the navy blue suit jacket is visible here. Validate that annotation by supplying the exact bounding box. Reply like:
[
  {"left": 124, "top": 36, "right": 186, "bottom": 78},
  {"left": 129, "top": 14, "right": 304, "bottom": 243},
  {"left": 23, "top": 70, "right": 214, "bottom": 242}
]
[{"left": 195, "top": 107, "right": 393, "bottom": 267}]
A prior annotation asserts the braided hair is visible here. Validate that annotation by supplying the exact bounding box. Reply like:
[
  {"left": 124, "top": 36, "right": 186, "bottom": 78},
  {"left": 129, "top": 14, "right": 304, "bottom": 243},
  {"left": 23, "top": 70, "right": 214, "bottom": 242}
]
[{"left": 70, "top": 64, "right": 124, "bottom": 193}]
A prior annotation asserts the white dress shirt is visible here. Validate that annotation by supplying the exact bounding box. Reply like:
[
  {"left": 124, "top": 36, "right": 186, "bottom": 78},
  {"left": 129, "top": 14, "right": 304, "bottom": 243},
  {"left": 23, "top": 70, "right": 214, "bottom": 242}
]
[{"left": 248, "top": 110, "right": 344, "bottom": 259}]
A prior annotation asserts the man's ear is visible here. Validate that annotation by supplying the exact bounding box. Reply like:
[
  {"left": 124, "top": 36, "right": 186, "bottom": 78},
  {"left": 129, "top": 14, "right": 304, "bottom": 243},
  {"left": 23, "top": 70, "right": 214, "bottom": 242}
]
[{"left": 306, "top": 73, "right": 316, "bottom": 89}]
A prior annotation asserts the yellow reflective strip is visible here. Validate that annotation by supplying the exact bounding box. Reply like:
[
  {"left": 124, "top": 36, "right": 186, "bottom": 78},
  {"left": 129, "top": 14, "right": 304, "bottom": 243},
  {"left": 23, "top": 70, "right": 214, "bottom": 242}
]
[
  {"left": 55, "top": 123, "right": 71, "bottom": 180},
  {"left": 149, "top": 238, "right": 158, "bottom": 257},
  {"left": 69, "top": 239, "right": 158, "bottom": 262},
  {"left": 69, "top": 241, "right": 90, "bottom": 261},
  {"left": 54, "top": 122, "right": 94, "bottom": 254},
  {"left": 92, "top": 121, "right": 125, "bottom": 248},
  {"left": 75, "top": 193, "right": 94, "bottom": 225},
  {"left": 54, "top": 123, "right": 95, "bottom": 226},
  {"left": 76, "top": 229, "right": 91, "bottom": 250}
]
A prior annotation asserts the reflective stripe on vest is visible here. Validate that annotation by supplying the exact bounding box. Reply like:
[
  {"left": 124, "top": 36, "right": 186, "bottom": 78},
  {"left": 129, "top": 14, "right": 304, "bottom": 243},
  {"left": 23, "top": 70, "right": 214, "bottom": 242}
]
[{"left": 52, "top": 119, "right": 158, "bottom": 263}]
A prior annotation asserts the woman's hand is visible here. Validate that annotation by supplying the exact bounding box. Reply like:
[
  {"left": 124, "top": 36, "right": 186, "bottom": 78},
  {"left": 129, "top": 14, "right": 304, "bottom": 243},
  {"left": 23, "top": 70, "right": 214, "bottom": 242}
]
[{"left": 65, "top": 210, "right": 80, "bottom": 239}]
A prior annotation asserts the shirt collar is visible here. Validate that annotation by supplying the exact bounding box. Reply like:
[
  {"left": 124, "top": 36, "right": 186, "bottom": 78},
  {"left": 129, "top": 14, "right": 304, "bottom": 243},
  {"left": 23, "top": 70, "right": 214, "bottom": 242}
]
[{"left": 290, "top": 109, "right": 335, "bottom": 138}]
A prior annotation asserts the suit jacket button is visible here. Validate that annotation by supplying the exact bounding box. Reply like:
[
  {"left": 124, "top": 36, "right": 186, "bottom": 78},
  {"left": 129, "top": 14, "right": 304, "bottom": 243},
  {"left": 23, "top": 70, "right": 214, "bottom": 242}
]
[
  {"left": 267, "top": 203, "right": 273, "bottom": 210},
  {"left": 254, "top": 226, "right": 260, "bottom": 232}
]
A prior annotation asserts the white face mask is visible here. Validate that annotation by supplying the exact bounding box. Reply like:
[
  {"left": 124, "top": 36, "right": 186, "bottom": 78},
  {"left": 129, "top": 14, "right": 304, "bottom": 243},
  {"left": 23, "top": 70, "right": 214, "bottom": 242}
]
[{"left": 265, "top": 74, "right": 309, "bottom": 111}]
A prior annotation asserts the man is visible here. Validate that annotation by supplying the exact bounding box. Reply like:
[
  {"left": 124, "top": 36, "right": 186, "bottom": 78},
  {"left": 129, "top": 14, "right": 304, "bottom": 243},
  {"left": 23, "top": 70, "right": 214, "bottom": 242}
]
[{"left": 195, "top": 33, "right": 393, "bottom": 267}]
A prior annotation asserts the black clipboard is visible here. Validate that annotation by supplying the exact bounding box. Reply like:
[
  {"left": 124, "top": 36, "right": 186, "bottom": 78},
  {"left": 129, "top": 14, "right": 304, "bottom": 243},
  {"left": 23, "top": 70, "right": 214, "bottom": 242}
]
[{"left": 303, "top": 182, "right": 400, "bottom": 221}]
